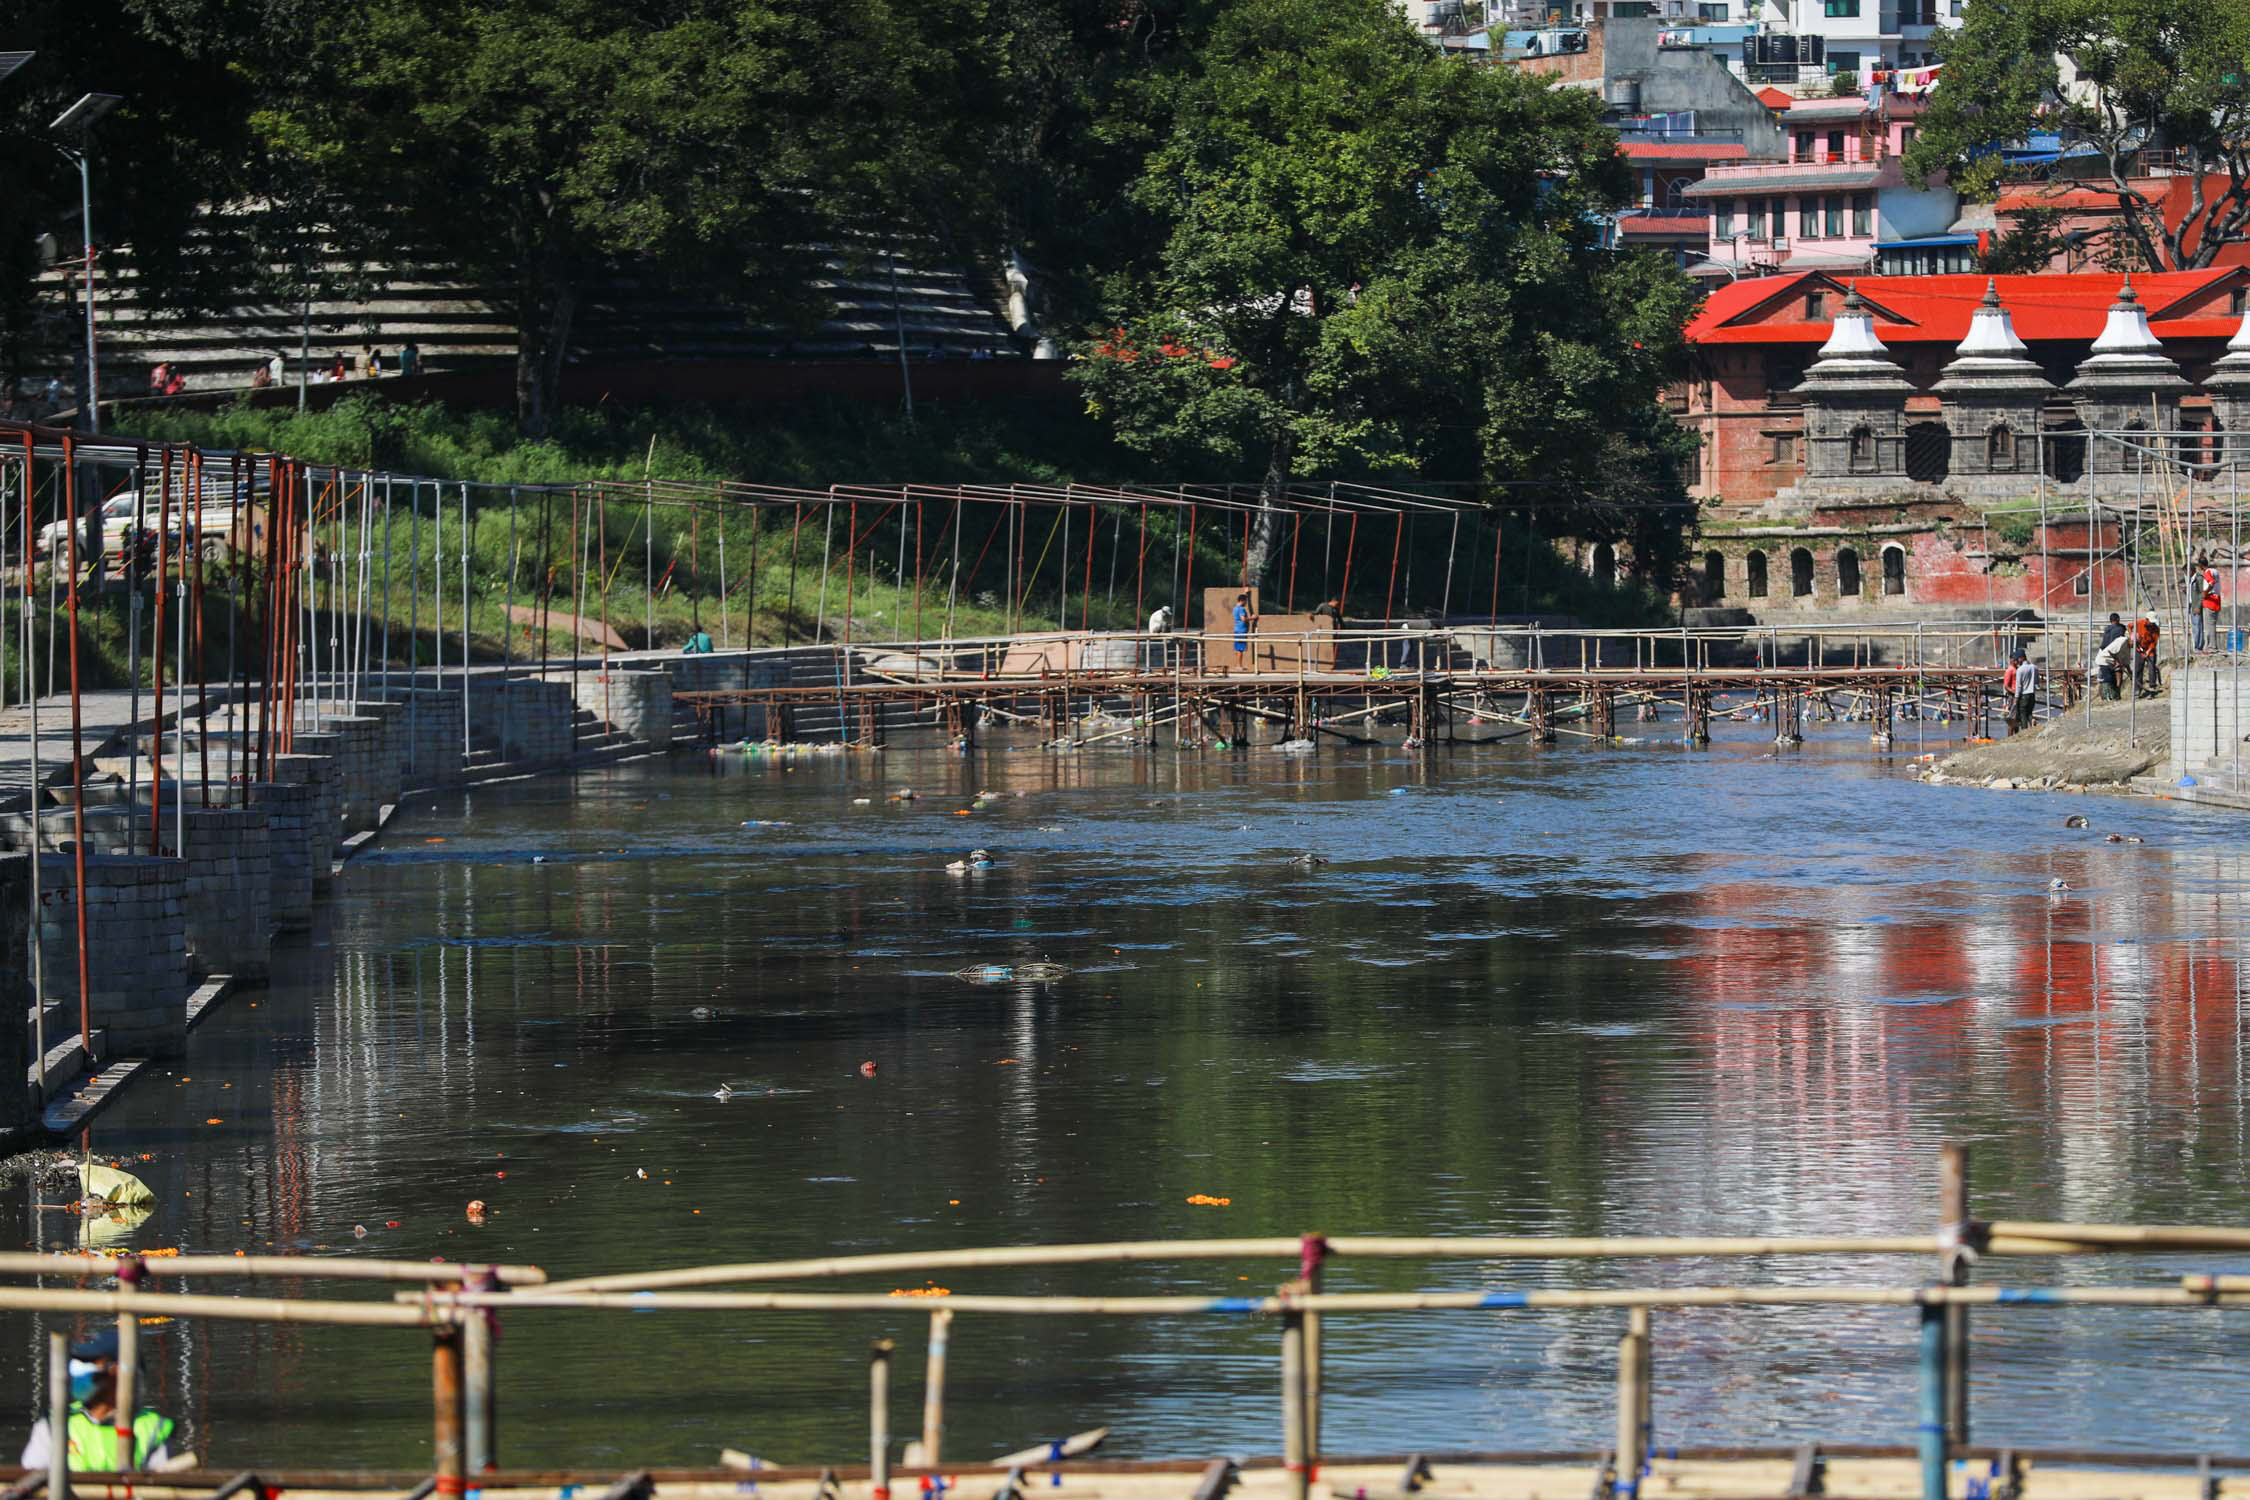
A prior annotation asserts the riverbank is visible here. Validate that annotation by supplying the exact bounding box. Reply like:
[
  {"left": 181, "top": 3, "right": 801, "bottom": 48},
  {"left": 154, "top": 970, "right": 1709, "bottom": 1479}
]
[{"left": 1923, "top": 694, "right": 2169, "bottom": 793}]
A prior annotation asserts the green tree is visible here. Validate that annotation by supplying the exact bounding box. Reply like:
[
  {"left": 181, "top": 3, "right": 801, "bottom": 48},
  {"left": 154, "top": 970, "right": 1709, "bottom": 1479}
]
[
  {"left": 0, "top": 0, "right": 264, "bottom": 401},
  {"left": 1069, "top": 0, "right": 1700, "bottom": 584},
  {"left": 1906, "top": 0, "right": 2250, "bottom": 271},
  {"left": 259, "top": 0, "right": 1002, "bottom": 437}
]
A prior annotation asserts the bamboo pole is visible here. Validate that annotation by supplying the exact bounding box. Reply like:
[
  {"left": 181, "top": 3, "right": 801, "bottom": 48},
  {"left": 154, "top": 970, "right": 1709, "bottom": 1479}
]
[
  {"left": 114, "top": 1256, "right": 144, "bottom": 1470},
  {"left": 870, "top": 1339, "right": 893, "bottom": 1500},
  {"left": 0, "top": 1253, "right": 544, "bottom": 1284},
  {"left": 1939, "top": 1145, "right": 1970, "bottom": 1448},
  {"left": 921, "top": 1307, "right": 951, "bottom": 1469},
  {"left": 1280, "top": 1298, "right": 1308, "bottom": 1500},
  {"left": 411, "top": 1284, "right": 2250, "bottom": 1317},
  {"left": 464, "top": 1270, "right": 497, "bottom": 1472},
  {"left": 434, "top": 1320, "right": 467, "bottom": 1497},
  {"left": 0, "top": 1285, "right": 457, "bottom": 1325},
  {"left": 540, "top": 1237, "right": 1946, "bottom": 1295},
  {"left": 1615, "top": 1308, "right": 1647, "bottom": 1498},
  {"left": 48, "top": 1330, "right": 68, "bottom": 1500}
]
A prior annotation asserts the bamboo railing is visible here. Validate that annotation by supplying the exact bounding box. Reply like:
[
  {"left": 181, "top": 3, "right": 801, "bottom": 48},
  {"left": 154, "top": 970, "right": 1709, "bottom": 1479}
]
[{"left": 16, "top": 1150, "right": 2250, "bottom": 1500}]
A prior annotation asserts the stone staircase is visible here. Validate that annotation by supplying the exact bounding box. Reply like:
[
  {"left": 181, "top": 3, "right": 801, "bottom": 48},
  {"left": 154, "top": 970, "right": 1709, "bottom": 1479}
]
[{"left": 19, "top": 235, "right": 1025, "bottom": 401}]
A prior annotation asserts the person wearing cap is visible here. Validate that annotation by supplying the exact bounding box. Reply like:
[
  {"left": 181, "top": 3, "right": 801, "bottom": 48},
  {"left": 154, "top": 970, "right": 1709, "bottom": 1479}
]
[
  {"left": 18, "top": 1327, "right": 175, "bottom": 1472},
  {"left": 2007, "top": 649, "right": 2038, "bottom": 734}
]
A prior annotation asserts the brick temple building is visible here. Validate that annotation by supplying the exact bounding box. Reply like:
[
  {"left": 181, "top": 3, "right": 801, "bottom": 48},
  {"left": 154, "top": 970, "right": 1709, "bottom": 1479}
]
[{"left": 1668, "top": 269, "right": 2250, "bottom": 612}]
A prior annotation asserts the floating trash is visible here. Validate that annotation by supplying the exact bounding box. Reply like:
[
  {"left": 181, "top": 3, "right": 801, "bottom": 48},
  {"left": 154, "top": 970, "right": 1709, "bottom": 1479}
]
[{"left": 953, "top": 960, "right": 1072, "bottom": 985}]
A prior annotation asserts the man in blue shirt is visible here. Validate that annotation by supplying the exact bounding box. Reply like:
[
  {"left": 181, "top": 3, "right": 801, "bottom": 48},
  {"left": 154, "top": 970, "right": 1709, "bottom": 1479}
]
[{"left": 1231, "top": 592, "right": 1255, "bottom": 671}]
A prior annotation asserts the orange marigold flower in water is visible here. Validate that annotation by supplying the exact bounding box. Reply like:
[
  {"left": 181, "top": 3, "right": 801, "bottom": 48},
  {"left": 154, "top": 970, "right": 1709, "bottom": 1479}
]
[
  {"left": 889, "top": 1284, "right": 953, "bottom": 1297},
  {"left": 1185, "top": 1194, "right": 1232, "bottom": 1207}
]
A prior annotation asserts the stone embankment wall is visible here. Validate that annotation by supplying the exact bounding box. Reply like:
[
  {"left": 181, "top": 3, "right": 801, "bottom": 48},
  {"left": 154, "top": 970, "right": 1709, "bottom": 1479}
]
[{"left": 0, "top": 660, "right": 693, "bottom": 1125}]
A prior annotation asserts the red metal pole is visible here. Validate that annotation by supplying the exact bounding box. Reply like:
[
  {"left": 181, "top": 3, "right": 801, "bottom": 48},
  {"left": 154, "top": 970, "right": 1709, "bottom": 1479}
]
[
  {"left": 1287, "top": 508, "right": 1302, "bottom": 613},
  {"left": 1135, "top": 501, "right": 1147, "bottom": 623},
  {"left": 59, "top": 433, "right": 91, "bottom": 1064},
  {"left": 1184, "top": 503, "right": 1198, "bottom": 642},
  {"left": 151, "top": 446, "right": 171, "bottom": 853},
  {"left": 1081, "top": 499, "right": 1096, "bottom": 631},
  {"left": 191, "top": 448, "right": 210, "bottom": 802},
  {"left": 1488, "top": 513, "right": 1503, "bottom": 627},
  {"left": 1383, "top": 512, "right": 1404, "bottom": 623},
  {"left": 1338, "top": 512, "right": 1359, "bottom": 613}
]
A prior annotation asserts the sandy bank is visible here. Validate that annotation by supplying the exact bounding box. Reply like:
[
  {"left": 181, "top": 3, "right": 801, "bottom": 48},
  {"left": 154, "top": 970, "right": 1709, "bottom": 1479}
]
[{"left": 1924, "top": 696, "right": 2168, "bottom": 791}]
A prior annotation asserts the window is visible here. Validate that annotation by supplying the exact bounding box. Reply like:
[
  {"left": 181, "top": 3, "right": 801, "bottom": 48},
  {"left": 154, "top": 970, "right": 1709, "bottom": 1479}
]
[
  {"left": 2232, "top": 287, "right": 2247, "bottom": 316},
  {"left": 1899, "top": 125, "right": 1917, "bottom": 153},
  {"left": 1827, "top": 130, "right": 1846, "bottom": 159},
  {"left": 1698, "top": 3, "right": 1728, "bottom": 18},
  {"left": 1837, "top": 547, "right": 1861, "bottom": 597},
  {"left": 1800, "top": 197, "right": 1818, "bottom": 238},
  {"left": 1825, "top": 195, "right": 1844, "bottom": 237},
  {"left": 1831, "top": 50, "right": 1861, "bottom": 73},
  {"left": 1882, "top": 545, "right": 1906, "bottom": 595},
  {"left": 1771, "top": 197, "right": 1788, "bottom": 237},
  {"left": 1770, "top": 431, "right": 1797, "bottom": 463},
  {"left": 1703, "top": 551, "right": 1726, "bottom": 600},
  {"left": 1747, "top": 549, "right": 1769, "bottom": 598},
  {"left": 1987, "top": 424, "right": 2016, "bottom": 471},
  {"left": 1746, "top": 199, "right": 1767, "bottom": 240},
  {"left": 1805, "top": 290, "right": 1827, "bottom": 319},
  {"left": 1790, "top": 547, "right": 1815, "bottom": 597},
  {"left": 1849, "top": 425, "right": 1877, "bottom": 472},
  {"left": 1715, "top": 201, "right": 1735, "bottom": 240},
  {"left": 1823, "top": 0, "right": 1859, "bottom": 14},
  {"left": 1851, "top": 193, "right": 1872, "bottom": 236},
  {"left": 1795, "top": 130, "right": 1815, "bottom": 162}
]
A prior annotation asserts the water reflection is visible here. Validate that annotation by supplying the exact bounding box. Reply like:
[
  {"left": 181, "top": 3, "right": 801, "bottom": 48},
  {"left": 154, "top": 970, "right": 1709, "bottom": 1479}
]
[{"left": 6, "top": 722, "right": 2250, "bottom": 1467}]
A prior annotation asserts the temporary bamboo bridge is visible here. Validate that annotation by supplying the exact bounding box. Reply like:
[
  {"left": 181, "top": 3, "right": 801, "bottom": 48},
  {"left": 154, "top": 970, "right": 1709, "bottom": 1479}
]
[
  {"left": 14, "top": 1150, "right": 2250, "bottom": 1500},
  {"left": 675, "top": 622, "right": 2093, "bottom": 749}
]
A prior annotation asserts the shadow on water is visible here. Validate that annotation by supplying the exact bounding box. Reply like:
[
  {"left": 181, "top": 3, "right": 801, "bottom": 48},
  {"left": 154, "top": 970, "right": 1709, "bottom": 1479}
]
[{"left": 6, "top": 713, "right": 2250, "bottom": 1466}]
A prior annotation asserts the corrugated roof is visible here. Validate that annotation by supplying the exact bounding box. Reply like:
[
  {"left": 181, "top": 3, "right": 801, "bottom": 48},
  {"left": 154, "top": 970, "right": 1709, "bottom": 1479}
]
[
  {"left": 1686, "top": 270, "right": 2247, "bottom": 346},
  {"left": 1683, "top": 165, "right": 1886, "bottom": 197}
]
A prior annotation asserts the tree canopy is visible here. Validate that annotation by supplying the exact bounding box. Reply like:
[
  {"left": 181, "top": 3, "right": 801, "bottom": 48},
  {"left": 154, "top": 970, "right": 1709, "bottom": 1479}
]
[
  {"left": 1905, "top": 0, "right": 2250, "bottom": 271},
  {"left": 1069, "top": 0, "right": 1700, "bottom": 579}
]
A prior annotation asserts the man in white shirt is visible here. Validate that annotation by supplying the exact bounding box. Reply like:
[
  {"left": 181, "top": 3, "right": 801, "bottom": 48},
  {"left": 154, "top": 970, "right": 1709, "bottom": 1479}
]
[{"left": 2008, "top": 649, "right": 2038, "bottom": 734}]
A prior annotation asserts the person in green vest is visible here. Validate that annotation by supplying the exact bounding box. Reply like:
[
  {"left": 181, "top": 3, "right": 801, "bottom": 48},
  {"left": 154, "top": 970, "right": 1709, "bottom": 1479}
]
[{"left": 18, "top": 1328, "right": 175, "bottom": 1472}]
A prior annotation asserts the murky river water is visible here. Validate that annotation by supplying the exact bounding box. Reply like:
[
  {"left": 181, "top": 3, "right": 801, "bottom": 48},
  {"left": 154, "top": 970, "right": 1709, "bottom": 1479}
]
[{"left": 7, "top": 717, "right": 2250, "bottom": 1469}]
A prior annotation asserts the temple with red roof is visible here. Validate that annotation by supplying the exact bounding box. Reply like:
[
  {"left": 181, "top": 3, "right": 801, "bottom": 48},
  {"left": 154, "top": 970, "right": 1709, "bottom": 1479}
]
[{"left": 1669, "top": 268, "right": 2250, "bottom": 613}]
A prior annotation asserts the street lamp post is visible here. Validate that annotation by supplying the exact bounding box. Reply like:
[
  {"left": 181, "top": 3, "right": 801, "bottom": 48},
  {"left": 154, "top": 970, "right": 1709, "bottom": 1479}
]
[{"left": 50, "top": 92, "right": 122, "bottom": 432}]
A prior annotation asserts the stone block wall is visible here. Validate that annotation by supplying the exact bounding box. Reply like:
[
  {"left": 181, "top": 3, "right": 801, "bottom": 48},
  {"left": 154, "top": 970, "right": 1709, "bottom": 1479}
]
[
  {"left": 315, "top": 714, "right": 385, "bottom": 831},
  {"left": 252, "top": 780, "right": 317, "bottom": 929},
  {"left": 0, "top": 799, "right": 270, "bottom": 980},
  {"left": 378, "top": 686, "right": 467, "bottom": 789},
  {"left": 29, "top": 853, "right": 189, "bottom": 1059},
  {"left": 580, "top": 670, "right": 673, "bottom": 748},
  {"left": 471, "top": 677, "right": 575, "bottom": 763},
  {"left": 2171, "top": 667, "right": 2250, "bottom": 775},
  {"left": 350, "top": 699, "right": 409, "bottom": 813},
  {"left": 269, "top": 752, "right": 344, "bottom": 889},
  {"left": 0, "top": 854, "right": 32, "bottom": 1142}
]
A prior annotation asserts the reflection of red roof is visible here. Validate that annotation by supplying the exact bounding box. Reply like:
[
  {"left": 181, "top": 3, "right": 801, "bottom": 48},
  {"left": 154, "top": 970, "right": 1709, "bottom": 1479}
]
[
  {"left": 1619, "top": 215, "right": 1708, "bottom": 236},
  {"left": 1756, "top": 86, "right": 1795, "bottom": 110},
  {"left": 1619, "top": 140, "right": 1750, "bottom": 161},
  {"left": 1686, "top": 269, "right": 2248, "bottom": 345}
]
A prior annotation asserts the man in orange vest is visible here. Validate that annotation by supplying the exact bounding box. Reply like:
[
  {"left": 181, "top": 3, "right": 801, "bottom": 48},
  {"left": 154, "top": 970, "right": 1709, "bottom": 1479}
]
[{"left": 2132, "top": 612, "right": 2162, "bottom": 696}]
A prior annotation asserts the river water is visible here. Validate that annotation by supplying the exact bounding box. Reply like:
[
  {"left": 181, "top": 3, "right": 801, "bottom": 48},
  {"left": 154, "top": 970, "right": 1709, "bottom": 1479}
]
[{"left": 7, "top": 717, "right": 2250, "bottom": 1469}]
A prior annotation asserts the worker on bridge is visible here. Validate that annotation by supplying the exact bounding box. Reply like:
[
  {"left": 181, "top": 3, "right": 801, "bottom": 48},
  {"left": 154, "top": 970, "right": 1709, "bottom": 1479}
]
[{"left": 19, "top": 1327, "right": 175, "bottom": 1473}]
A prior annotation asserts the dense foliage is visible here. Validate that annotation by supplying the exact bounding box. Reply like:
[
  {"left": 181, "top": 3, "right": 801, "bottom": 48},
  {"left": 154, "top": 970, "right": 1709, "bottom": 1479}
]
[
  {"left": 3, "top": 0, "right": 1702, "bottom": 591},
  {"left": 1906, "top": 0, "right": 2250, "bottom": 271}
]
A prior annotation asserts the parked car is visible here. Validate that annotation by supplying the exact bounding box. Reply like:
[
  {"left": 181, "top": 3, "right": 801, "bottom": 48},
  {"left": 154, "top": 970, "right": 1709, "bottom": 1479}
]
[{"left": 35, "top": 481, "right": 246, "bottom": 563}]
